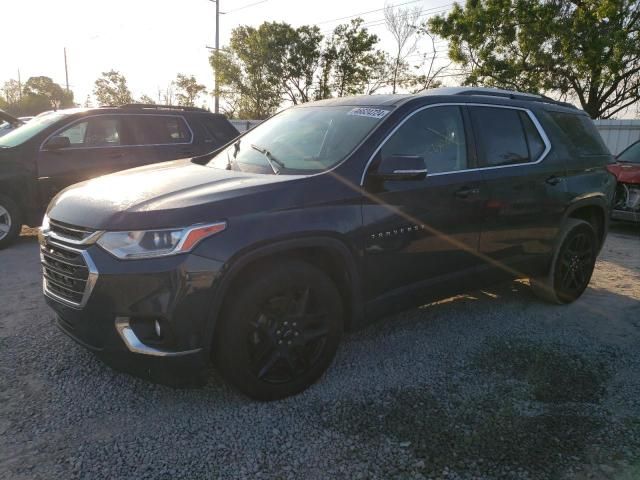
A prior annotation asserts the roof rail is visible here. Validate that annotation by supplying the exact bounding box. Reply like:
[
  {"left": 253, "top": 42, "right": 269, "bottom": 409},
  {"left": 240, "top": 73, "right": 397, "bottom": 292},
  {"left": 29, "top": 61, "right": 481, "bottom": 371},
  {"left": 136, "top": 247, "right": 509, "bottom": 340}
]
[
  {"left": 105, "top": 104, "right": 210, "bottom": 112},
  {"left": 448, "top": 87, "right": 577, "bottom": 109}
]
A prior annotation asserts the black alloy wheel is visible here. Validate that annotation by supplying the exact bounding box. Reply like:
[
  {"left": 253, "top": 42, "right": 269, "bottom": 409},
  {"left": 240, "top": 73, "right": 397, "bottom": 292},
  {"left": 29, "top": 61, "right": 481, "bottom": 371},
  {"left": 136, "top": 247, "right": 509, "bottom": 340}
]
[
  {"left": 249, "top": 287, "right": 330, "bottom": 384},
  {"left": 553, "top": 225, "right": 596, "bottom": 303},
  {"left": 215, "top": 260, "right": 343, "bottom": 400}
]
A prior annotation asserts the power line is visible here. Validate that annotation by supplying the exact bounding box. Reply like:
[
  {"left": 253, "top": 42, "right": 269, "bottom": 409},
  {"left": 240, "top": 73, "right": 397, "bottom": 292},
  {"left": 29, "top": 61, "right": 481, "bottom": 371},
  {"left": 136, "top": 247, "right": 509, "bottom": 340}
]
[
  {"left": 321, "top": 4, "right": 453, "bottom": 34},
  {"left": 224, "top": 0, "right": 269, "bottom": 14},
  {"left": 318, "top": 1, "right": 453, "bottom": 28}
]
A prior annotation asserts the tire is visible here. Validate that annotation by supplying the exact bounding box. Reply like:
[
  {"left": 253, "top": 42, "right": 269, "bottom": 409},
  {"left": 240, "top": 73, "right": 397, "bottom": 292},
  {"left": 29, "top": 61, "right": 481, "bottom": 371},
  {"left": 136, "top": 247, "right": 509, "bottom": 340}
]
[
  {"left": 0, "top": 194, "right": 22, "bottom": 249},
  {"left": 214, "top": 259, "right": 343, "bottom": 401},
  {"left": 531, "top": 219, "right": 598, "bottom": 304}
]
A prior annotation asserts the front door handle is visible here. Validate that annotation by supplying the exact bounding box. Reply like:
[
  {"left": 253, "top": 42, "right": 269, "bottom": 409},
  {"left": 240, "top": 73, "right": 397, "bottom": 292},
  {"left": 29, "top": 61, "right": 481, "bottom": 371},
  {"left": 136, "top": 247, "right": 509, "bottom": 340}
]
[
  {"left": 454, "top": 186, "right": 480, "bottom": 198},
  {"left": 545, "top": 175, "right": 562, "bottom": 186},
  {"left": 107, "top": 152, "right": 124, "bottom": 159}
]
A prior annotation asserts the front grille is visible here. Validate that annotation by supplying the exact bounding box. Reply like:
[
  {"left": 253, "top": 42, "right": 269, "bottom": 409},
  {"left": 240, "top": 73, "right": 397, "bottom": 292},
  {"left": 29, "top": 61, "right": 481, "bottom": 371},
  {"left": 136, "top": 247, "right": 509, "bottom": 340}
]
[
  {"left": 49, "top": 219, "right": 97, "bottom": 243},
  {"left": 41, "top": 241, "right": 92, "bottom": 307}
]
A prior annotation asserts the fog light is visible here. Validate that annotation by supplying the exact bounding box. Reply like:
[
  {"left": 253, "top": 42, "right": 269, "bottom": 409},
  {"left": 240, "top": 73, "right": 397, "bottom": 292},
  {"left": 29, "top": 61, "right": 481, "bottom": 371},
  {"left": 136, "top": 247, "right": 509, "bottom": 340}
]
[{"left": 154, "top": 319, "right": 162, "bottom": 338}]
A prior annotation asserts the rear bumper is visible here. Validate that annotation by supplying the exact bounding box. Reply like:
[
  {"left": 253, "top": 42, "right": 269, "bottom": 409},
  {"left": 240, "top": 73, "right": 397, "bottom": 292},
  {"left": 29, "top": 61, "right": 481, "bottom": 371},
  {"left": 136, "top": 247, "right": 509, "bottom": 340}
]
[{"left": 611, "top": 209, "right": 640, "bottom": 223}]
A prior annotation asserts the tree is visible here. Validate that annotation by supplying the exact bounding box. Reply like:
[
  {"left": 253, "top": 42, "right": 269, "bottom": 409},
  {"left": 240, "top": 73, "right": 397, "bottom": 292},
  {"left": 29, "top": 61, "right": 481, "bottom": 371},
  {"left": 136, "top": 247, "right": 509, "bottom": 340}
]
[
  {"left": 429, "top": 0, "right": 640, "bottom": 118},
  {"left": 384, "top": 5, "right": 422, "bottom": 93},
  {"left": 23, "top": 76, "right": 74, "bottom": 110},
  {"left": 138, "top": 94, "right": 155, "bottom": 104},
  {"left": 321, "top": 19, "right": 387, "bottom": 98},
  {"left": 1, "top": 80, "right": 22, "bottom": 106},
  {"left": 210, "top": 22, "right": 310, "bottom": 118},
  {"left": 93, "top": 70, "right": 133, "bottom": 106},
  {"left": 173, "top": 74, "right": 206, "bottom": 107},
  {"left": 280, "top": 25, "right": 323, "bottom": 104},
  {"left": 409, "top": 28, "right": 447, "bottom": 92}
]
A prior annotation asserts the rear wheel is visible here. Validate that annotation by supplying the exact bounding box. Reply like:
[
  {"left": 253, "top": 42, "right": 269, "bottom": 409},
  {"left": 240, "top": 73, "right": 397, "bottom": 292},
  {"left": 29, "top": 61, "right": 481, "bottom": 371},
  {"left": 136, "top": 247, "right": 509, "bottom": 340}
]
[
  {"left": 214, "top": 259, "right": 343, "bottom": 400},
  {"left": 0, "top": 195, "right": 22, "bottom": 249},
  {"left": 531, "top": 219, "right": 597, "bottom": 304}
]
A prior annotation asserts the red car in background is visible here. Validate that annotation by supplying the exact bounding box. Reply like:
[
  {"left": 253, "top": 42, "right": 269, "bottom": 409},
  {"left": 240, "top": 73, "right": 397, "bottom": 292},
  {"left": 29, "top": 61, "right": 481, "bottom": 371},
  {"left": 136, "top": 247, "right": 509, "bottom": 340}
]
[{"left": 608, "top": 139, "right": 640, "bottom": 223}]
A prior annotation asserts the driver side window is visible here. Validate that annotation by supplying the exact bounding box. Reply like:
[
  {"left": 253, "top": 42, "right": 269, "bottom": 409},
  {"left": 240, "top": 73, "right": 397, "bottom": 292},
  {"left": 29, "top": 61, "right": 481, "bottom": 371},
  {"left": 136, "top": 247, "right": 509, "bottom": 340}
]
[{"left": 380, "top": 106, "right": 468, "bottom": 174}]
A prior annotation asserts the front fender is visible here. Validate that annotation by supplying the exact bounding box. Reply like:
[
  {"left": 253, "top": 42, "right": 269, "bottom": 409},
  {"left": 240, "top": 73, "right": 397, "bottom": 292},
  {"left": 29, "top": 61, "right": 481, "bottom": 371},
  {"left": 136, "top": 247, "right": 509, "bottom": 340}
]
[{"left": 201, "top": 234, "right": 363, "bottom": 355}]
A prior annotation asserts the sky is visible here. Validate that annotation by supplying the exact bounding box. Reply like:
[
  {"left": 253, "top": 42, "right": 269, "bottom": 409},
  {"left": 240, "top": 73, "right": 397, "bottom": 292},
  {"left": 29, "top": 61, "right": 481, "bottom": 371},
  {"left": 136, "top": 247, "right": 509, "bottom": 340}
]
[{"left": 1, "top": 0, "right": 454, "bottom": 109}]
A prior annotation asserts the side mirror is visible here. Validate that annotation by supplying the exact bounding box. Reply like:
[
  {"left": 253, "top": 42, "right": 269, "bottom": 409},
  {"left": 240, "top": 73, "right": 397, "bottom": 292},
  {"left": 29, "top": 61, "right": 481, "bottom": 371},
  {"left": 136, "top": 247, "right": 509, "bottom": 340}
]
[
  {"left": 44, "top": 136, "right": 71, "bottom": 151},
  {"left": 371, "top": 155, "right": 427, "bottom": 181}
]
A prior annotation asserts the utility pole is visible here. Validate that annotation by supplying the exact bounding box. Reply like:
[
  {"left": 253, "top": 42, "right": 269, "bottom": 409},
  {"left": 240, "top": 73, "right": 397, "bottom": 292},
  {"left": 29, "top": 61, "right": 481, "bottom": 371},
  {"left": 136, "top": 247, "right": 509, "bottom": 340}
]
[
  {"left": 208, "top": 0, "right": 220, "bottom": 113},
  {"left": 64, "top": 47, "right": 70, "bottom": 93},
  {"left": 17, "top": 69, "right": 22, "bottom": 100}
]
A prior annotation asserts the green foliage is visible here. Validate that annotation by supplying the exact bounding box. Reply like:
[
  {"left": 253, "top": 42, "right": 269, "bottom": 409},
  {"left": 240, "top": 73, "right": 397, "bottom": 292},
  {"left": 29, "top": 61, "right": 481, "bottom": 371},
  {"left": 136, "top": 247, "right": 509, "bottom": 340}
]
[
  {"left": 23, "top": 76, "right": 74, "bottom": 110},
  {"left": 210, "top": 19, "right": 386, "bottom": 118},
  {"left": 429, "top": 0, "right": 640, "bottom": 118},
  {"left": 320, "top": 19, "right": 387, "bottom": 98},
  {"left": 138, "top": 94, "right": 155, "bottom": 105},
  {"left": 1, "top": 80, "right": 22, "bottom": 106},
  {"left": 0, "top": 76, "right": 73, "bottom": 116},
  {"left": 211, "top": 22, "right": 323, "bottom": 119},
  {"left": 173, "top": 74, "right": 206, "bottom": 107},
  {"left": 93, "top": 70, "right": 133, "bottom": 106}
]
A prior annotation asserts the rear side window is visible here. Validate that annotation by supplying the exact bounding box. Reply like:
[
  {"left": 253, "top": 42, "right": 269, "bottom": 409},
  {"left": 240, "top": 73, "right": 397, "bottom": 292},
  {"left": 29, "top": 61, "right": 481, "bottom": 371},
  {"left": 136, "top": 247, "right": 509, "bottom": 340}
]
[
  {"left": 470, "top": 107, "right": 531, "bottom": 167},
  {"left": 200, "top": 116, "right": 239, "bottom": 145},
  {"left": 128, "top": 115, "right": 192, "bottom": 145},
  {"left": 548, "top": 112, "right": 608, "bottom": 155}
]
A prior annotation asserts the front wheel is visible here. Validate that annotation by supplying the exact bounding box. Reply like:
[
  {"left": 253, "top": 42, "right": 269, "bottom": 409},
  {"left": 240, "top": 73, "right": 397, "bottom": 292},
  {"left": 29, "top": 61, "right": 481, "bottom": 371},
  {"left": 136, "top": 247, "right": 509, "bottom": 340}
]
[
  {"left": 0, "top": 194, "right": 22, "bottom": 249},
  {"left": 214, "top": 260, "right": 343, "bottom": 400},
  {"left": 531, "top": 219, "right": 598, "bottom": 304}
]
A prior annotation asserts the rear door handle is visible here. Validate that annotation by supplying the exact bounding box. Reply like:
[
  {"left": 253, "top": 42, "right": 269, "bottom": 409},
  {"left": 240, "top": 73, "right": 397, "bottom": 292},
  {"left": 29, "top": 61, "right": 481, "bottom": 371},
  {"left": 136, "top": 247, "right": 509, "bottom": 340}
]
[
  {"left": 545, "top": 175, "right": 562, "bottom": 186},
  {"left": 454, "top": 186, "right": 480, "bottom": 198},
  {"left": 107, "top": 152, "right": 124, "bottom": 159}
]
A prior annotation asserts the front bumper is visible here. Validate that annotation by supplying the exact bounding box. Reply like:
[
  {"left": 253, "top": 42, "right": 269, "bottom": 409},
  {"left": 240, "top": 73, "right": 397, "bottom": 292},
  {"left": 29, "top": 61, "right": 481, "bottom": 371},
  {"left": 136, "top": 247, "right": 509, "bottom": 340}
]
[{"left": 42, "top": 237, "right": 224, "bottom": 387}]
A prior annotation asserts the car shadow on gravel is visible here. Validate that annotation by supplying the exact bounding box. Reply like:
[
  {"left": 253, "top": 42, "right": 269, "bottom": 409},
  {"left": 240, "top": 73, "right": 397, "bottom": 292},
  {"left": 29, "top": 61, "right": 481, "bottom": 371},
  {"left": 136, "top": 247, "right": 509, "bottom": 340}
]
[{"left": 318, "top": 339, "right": 640, "bottom": 479}]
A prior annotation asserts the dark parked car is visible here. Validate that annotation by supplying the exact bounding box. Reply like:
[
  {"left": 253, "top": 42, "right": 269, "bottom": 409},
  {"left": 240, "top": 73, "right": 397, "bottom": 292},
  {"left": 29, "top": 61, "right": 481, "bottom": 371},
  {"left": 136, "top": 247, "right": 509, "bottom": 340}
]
[
  {"left": 0, "top": 104, "right": 239, "bottom": 247},
  {"left": 40, "top": 88, "right": 615, "bottom": 400},
  {"left": 607, "top": 139, "right": 640, "bottom": 223}
]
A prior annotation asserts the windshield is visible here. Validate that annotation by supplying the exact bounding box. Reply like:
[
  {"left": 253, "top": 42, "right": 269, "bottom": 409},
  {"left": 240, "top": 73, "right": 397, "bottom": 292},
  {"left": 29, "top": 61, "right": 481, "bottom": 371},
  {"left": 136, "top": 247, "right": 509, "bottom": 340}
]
[
  {"left": 207, "top": 105, "right": 390, "bottom": 174},
  {"left": 618, "top": 141, "right": 640, "bottom": 164},
  {"left": 0, "top": 112, "right": 68, "bottom": 148}
]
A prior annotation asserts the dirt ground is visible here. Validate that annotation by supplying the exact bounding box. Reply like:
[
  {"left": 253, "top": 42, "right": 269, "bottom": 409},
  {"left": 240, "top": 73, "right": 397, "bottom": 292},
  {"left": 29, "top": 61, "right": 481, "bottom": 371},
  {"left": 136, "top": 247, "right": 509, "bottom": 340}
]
[{"left": 0, "top": 224, "right": 639, "bottom": 479}]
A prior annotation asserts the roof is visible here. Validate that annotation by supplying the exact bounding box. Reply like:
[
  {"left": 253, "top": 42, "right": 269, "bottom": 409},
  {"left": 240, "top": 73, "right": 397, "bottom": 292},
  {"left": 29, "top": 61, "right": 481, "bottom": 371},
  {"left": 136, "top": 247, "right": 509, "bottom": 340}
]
[
  {"left": 36, "top": 105, "right": 226, "bottom": 117},
  {"left": 301, "top": 87, "right": 579, "bottom": 111}
]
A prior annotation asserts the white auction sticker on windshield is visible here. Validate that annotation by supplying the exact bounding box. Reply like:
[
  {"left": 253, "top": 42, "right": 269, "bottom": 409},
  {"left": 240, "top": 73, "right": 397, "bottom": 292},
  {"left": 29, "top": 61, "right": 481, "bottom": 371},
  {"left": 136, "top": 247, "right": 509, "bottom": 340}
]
[{"left": 347, "top": 107, "right": 389, "bottom": 119}]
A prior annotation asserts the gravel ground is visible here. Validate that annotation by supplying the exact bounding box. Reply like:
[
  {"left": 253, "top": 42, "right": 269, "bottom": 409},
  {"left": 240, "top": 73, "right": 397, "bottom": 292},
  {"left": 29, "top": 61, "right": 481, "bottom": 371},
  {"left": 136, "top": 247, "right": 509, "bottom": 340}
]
[{"left": 1, "top": 224, "right": 639, "bottom": 480}]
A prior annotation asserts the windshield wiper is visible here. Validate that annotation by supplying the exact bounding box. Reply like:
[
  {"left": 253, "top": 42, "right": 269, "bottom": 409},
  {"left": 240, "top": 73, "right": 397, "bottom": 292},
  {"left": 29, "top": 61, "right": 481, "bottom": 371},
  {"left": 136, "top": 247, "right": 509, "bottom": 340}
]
[{"left": 250, "top": 144, "right": 285, "bottom": 174}]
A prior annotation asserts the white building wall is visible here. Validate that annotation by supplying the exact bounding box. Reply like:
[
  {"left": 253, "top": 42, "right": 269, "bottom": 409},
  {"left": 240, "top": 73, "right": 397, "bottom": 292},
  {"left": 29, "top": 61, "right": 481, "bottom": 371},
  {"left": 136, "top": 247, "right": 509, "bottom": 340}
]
[{"left": 593, "top": 119, "right": 640, "bottom": 155}]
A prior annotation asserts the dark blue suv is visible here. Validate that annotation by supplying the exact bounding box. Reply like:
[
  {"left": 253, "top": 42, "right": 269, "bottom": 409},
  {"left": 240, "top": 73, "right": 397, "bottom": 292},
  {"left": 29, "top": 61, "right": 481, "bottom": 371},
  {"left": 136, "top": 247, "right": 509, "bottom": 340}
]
[{"left": 40, "top": 88, "right": 615, "bottom": 400}]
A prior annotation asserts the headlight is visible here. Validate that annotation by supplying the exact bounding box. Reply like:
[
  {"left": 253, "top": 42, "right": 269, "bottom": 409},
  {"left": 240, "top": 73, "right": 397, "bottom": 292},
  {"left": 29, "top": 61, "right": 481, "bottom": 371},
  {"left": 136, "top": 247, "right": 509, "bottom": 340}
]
[{"left": 96, "top": 222, "right": 226, "bottom": 259}]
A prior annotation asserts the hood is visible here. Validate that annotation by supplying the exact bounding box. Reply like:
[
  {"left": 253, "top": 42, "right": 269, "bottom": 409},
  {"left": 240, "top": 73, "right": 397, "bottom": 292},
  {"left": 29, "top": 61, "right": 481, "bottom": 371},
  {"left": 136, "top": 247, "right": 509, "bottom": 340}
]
[
  {"left": 607, "top": 162, "right": 640, "bottom": 184},
  {"left": 47, "top": 159, "right": 305, "bottom": 230}
]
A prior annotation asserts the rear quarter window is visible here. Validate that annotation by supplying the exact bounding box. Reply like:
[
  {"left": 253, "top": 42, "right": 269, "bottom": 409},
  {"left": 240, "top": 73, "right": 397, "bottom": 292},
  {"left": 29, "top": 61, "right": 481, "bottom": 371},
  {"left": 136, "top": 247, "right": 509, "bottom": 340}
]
[{"left": 548, "top": 112, "right": 608, "bottom": 155}]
